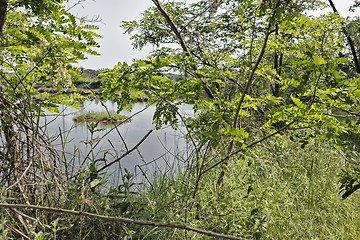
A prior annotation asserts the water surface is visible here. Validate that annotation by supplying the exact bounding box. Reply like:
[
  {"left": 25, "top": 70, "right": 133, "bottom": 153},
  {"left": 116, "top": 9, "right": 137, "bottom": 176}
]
[{"left": 41, "top": 100, "right": 193, "bottom": 184}]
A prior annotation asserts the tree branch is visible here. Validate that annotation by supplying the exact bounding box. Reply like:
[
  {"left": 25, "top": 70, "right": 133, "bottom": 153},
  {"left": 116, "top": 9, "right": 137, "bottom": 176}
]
[
  {"left": 151, "top": 0, "right": 215, "bottom": 99},
  {"left": 0, "top": 203, "right": 249, "bottom": 240},
  {"left": 328, "top": 0, "right": 360, "bottom": 73},
  {"left": 96, "top": 130, "right": 153, "bottom": 174},
  {"left": 217, "top": 0, "right": 282, "bottom": 185},
  {"left": 233, "top": 0, "right": 281, "bottom": 129},
  {"left": 206, "top": 119, "right": 297, "bottom": 176}
]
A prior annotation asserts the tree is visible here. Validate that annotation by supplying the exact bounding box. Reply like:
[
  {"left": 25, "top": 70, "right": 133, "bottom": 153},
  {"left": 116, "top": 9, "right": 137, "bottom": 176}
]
[
  {"left": 102, "top": 0, "right": 360, "bottom": 191},
  {"left": 0, "top": 0, "right": 99, "bottom": 200}
]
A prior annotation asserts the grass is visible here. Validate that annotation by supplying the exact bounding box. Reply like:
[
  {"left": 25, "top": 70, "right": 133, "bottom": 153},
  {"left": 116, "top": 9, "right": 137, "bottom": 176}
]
[
  {"left": 73, "top": 111, "right": 129, "bottom": 124},
  {"left": 129, "top": 133, "right": 360, "bottom": 239}
]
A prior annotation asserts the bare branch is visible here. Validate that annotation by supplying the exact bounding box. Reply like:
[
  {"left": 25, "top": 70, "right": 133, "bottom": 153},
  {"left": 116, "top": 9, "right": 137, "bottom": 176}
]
[
  {"left": 0, "top": 203, "right": 249, "bottom": 240},
  {"left": 328, "top": 0, "right": 360, "bottom": 73}
]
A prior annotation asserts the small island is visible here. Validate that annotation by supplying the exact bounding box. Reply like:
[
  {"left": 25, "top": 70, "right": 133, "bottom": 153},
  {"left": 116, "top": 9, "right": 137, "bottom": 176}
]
[{"left": 73, "top": 112, "right": 130, "bottom": 125}]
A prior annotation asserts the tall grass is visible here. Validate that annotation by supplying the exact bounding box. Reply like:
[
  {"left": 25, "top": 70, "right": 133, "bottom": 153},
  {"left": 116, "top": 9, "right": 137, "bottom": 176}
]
[{"left": 134, "top": 134, "right": 360, "bottom": 239}]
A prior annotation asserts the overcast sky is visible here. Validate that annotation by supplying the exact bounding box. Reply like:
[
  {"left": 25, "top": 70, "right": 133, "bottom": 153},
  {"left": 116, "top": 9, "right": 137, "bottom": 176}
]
[{"left": 66, "top": 0, "right": 359, "bottom": 70}]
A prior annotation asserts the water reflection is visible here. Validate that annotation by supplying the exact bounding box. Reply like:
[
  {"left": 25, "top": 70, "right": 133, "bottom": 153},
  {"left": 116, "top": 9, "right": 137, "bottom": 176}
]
[{"left": 41, "top": 100, "right": 193, "bottom": 184}]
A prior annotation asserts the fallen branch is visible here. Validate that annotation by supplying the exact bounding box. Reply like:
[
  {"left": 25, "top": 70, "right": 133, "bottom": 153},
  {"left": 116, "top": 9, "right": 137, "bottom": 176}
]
[{"left": 0, "top": 203, "right": 249, "bottom": 240}]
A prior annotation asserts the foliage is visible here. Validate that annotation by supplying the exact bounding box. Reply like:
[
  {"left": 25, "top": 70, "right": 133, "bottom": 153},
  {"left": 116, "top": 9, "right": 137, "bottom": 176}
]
[
  {"left": 102, "top": 0, "right": 360, "bottom": 188},
  {"left": 1, "top": 0, "right": 360, "bottom": 239},
  {"left": 103, "top": 0, "right": 360, "bottom": 145},
  {"left": 143, "top": 136, "right": 360, "bottom": 239},
  {"left": 0, "top": 0, "right": 103, "bottom": 238},
  {"left": 100, "top": 0, "right": 360, "bottom": 237}
]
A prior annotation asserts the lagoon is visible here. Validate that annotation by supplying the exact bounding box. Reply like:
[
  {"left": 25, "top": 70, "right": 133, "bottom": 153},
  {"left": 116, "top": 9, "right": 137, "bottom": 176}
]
[{"left": 41, "top": 100, "right": 193, "bottom": 183}]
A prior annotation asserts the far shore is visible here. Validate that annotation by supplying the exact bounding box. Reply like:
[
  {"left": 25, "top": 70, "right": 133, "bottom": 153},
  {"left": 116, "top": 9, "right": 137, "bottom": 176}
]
[
  {"left": 36, "top": 87, "right": 149, "bottom": 101},
  {"left": 37, "top": 87, "right": 99, "bottom": 95}
]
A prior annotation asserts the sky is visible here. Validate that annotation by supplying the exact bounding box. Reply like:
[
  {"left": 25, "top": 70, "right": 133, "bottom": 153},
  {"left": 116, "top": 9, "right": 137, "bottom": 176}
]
[{"left": 66, "top": 0, "right": 359, "bottom": 70}]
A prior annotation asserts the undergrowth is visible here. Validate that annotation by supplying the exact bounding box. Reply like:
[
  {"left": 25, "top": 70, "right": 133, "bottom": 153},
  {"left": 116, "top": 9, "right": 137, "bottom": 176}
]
[
  {"left": 2, "top": 130, "right": 359, "bottom": 239},
  {"left": 133, "top": 134, "right": 360, "bottom": 239}
]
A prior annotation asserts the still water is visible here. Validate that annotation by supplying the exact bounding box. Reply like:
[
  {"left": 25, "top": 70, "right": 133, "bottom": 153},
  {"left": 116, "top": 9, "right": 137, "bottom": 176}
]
[{"left": 41, "top": 100, "right": 193, "bottom": 183}]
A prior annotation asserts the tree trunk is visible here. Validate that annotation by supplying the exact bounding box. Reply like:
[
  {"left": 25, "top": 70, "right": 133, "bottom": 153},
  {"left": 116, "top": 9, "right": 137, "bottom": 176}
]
[{"left": 0, "top": 0, "right": 7, "bottom": 36}]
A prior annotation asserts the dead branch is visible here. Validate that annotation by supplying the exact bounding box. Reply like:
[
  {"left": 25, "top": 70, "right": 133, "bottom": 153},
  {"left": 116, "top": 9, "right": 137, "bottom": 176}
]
[{"left": 0, "top": 203, "right": 249, "bottom": 240}]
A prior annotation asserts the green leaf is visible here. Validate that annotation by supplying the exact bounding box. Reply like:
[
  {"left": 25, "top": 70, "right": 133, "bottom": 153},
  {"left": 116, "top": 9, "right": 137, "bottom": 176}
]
[
  {"left": 90, "top": 179, "right": 101, "bottom": 188},
  {"left": 313, "top": 55, "right": 327, "bottom": 65},
  {"left": 57, "top": 85, "right": 63, "bottom": 93}
]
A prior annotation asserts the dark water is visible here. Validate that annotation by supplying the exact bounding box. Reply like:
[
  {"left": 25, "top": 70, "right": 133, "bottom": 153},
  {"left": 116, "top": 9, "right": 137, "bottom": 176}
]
[{"left": 41, "top": 100, "right": 193, "bottom": 184}]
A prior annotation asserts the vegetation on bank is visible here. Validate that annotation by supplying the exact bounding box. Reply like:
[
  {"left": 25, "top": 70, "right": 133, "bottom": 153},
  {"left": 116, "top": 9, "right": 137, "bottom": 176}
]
[
  {"left": 73, "top": 111, "right": 129, "bottom": 124},
  {"left": 73, "top": 68, "right": 185, "bottom": 90},
  {"left": 133, "top": 135, "right": 360, "bottom": 239}
]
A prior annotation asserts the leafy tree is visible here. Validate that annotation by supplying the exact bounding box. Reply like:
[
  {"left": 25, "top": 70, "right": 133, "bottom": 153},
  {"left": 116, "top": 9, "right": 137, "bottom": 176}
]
[
  {"left": 0, "top": 0, "right": 99, "bottom": 200},
  {"left": 102, "top": 0, "right": 360, "bottom": 191}
]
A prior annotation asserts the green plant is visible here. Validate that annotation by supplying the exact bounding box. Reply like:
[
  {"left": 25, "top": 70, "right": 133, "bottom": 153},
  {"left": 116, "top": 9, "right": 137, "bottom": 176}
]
[
  {"left": 45, "top": 218, "right": 67, "bottom": 239},
  {"left": 133, "top": 134, "right": 360, "bottom": 239},
  {"left": 31, "top": 231, "right": 49, "bottom": 240},
  {"left": 0, "top": 216, "right": 10, "bottom": 239},
  {"left": 81, "top": 122, "right": 107, "bottom": 190},
  {"left": 102, "top": 0, "right": 360, "bottom": 191}
]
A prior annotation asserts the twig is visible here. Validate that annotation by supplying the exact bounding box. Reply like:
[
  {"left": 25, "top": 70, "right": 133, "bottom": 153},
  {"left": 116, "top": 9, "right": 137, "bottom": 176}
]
[
  {"left": 332, "top": 145, "right": 360, "bottom": 165},
  {"left": 79, "top": 101, "right": 153, "bottom": 169},
  {"left": 0, "top": 203, "right": 249, "bottom": 240},
  {"left": 233, "top": 0, "right": 281, "bottom": 130},
  {"left": 135, "top": 165, "right": 153, "bottom": 190},
  {"left": 96, "top": 130, "right": 153, "bottom": 174},
  {"left": 4, "top": 223, "right": 30, "bottom": 240},
  {"left": 5, "top": 161, "right": 32, "bottom": 191},
  {"left": 151, "top": 0, "right": 215, "bottom": 99},
  {"left": 88, "top": 87, "right": 129, "bottom": 151}
]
